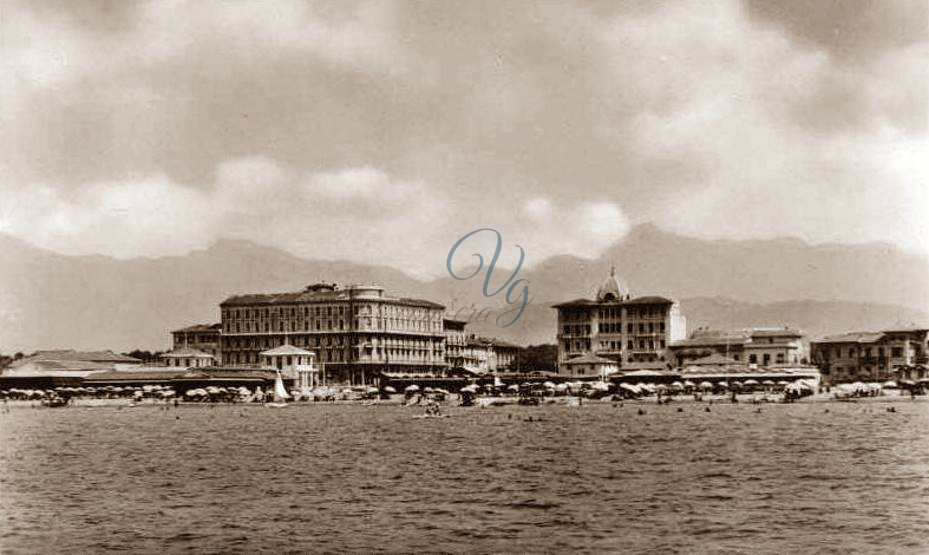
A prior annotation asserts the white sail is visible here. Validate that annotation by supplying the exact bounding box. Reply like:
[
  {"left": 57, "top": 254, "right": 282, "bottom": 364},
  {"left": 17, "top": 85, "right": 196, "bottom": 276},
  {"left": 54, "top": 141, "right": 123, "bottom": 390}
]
[{"left": 273, "top": 371, "right": 290, "bottom": 402}]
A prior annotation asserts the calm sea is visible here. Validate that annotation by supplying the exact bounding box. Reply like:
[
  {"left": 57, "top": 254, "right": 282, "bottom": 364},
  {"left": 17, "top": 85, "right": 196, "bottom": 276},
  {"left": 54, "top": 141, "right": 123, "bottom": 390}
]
[{"left": 1, "top": 401, "right": 927, "bottom": 554}]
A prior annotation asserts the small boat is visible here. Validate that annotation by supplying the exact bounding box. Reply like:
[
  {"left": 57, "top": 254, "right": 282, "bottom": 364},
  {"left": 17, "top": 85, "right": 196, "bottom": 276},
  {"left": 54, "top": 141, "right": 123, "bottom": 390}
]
[
  {"left": 41, "top": 397, "right": 69, "bottom": 408},
  {"left": 266, "top": 371, "right": 290, "bottom": 408}
]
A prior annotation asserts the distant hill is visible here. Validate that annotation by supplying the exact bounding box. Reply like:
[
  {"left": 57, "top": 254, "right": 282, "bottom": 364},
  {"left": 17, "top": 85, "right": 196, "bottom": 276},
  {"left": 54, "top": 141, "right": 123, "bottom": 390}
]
[{"left": 1, "top": 225, "right": 926, "bottom": 352}]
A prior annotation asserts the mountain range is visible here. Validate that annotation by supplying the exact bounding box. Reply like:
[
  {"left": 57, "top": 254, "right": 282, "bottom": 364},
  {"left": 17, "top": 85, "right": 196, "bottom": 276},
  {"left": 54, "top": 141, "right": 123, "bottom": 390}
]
[{"left": 1, "top": 224, "right": 926, "bottom": 353}]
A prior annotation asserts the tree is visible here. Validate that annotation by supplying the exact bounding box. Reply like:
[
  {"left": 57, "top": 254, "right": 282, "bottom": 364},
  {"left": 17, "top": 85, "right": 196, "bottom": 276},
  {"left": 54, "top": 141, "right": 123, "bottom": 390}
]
[{"left": 516, "top": 344, "right": 557, "bottom": 373}]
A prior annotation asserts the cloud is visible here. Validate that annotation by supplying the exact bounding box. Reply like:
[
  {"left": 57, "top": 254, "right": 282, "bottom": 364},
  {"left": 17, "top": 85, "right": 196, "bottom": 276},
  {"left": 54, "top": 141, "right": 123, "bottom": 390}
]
[{"left": 0, "top": 0, "right": 925, "bottom": 270}]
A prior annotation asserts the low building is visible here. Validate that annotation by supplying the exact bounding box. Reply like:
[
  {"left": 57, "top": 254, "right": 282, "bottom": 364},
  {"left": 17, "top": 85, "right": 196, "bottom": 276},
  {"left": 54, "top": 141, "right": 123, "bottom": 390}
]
[
  {"left": 159, "top": 347, "right": 216, "bottom": 368},
  {"left": 670, "top": 327, "right": 806, "bottom": 367},
  {"left": 0, "top": 350, "right": 142, "bottom": 390},
  {"left": 562, "top": 352, "right": 619, "bottom": 379},
  {"left": 171, "top": 323, "right": 222, "bottom": 363},
  {"left": 811, "top": 327, "right": 929, "bottom": 384},
  {"left": 459, "top": 335, "right": 519, "bottom": 374},
  {"left": 259, "top": 344, "right": 319, "bottom": 390}
]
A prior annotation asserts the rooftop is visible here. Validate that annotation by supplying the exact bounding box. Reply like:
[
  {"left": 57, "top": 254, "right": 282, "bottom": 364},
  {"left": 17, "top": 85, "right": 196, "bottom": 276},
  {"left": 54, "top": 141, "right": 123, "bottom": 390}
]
[
  {"left": 565, "top": 353, "right": 617, "bottom": 365},
  {"left": 552, "top": 295, "right": 674, "bottom": 309},
  {"left": 221, "top": 283, "right": 443, "bottom": 309},
  {"left": 816, "top": 332, "right": 885, "bottom": 344},
  {"left": 160, "top": 347, "right": 215, "bottom": 359},
  {"left": 172, "top": 323, "right": 222, "bottom": 334},
  {"left": 15, "top": 350, "right": 141, "bottom": 364}
]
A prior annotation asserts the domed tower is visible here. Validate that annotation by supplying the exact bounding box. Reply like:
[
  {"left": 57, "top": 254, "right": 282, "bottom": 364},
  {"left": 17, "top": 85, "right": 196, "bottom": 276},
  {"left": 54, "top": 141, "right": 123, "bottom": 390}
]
[{"left": 596, "top": 265, "right": 629, "bottom": 302}]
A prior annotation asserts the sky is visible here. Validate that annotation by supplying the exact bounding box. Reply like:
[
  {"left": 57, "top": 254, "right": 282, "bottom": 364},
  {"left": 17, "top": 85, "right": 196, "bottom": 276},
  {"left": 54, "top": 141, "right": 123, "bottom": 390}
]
[{"left": 1, "top": 0, "right": 926, "bottom": 278}]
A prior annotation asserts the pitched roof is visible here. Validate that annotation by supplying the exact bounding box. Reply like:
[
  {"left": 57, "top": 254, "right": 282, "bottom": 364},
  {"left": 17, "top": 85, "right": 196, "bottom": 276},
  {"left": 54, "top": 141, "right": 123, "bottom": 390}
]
[
  {"left": 816, "top": 332, "right": 885, "bottom": 344},
  {"left": 160, "top": 347, "right": 214, "bottom": 358},
  {"left": 220, "top": 284, "right": 443, "bottom": 309},
  {"left": 171, "top": 323, "right": 222, "bottom": 333},
  {"left": 750, "top": 328, "right": 803, "bottom": 338},
  {"left": 565, "top": 353, "right": 617, "bottom": 365},
  {"left": 688, "top": 353, "right": 742, "bottom": 366},
  {"left": 83, "top": 370, "right": 188, "bottom": 382},
  {"left": 23, "top": 350, "right": 141, "bottom": 363}
]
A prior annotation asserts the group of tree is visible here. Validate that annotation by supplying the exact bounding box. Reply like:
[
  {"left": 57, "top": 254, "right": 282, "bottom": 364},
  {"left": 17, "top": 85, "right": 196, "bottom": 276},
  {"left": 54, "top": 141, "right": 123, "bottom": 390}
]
[
  {"left": 515, "top": 344, "right": 557, "bottom": 373},
  {"left": 122, "top": 350, "right": 165, "bottom": 363},
  {"left": 0, "top": 352, "right": 25, "bottom": 369}
]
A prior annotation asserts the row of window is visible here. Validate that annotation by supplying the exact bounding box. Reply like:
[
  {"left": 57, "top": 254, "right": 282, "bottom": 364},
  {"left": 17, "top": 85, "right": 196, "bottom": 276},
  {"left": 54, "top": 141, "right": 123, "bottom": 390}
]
[
  {"left": 598, "top": 322, "right": 666, "bottom": 334},
  {"left": 224, "top": 304, "right": 443, "bottom": 321},
  {"left": 599, "top": 339, "right": 667, "bottom": 351},
  {"left": 822, "top": 346, "right": 905, "bottom": 359}
]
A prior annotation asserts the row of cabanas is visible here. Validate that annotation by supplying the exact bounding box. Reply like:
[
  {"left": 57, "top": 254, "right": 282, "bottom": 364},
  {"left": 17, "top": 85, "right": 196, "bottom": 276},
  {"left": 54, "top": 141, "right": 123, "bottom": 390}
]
[{"left": 1, "top": 385, "right": 178, "bottom": 399}]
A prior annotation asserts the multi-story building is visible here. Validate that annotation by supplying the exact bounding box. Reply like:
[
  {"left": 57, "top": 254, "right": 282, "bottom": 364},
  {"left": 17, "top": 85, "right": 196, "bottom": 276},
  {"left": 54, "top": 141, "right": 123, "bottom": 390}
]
[
  {"left": 171, "top": 323, "right": 222, "bottom": 363},
  {"left": 219, "top": 283, "right": 446, "bottom": 384},
  {"left": 552, "top": 267, "right": 686, "bottom": 371},
  {"left": 493, "top": 340, "right": 519, "bottom": 372},
  {"left": 670, "top": 327, "right": 806, "bottom": 368},
  {"left": 443, "top": 318, "right": 468, "bottom": 368},
  {"left": 811, "top": 328, "right": 929, "bottom": 384}
]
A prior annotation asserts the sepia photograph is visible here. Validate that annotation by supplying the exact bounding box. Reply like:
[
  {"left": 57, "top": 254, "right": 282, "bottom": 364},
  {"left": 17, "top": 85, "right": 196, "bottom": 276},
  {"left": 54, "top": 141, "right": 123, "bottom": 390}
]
[{"left": 0, "top": 1, "right": 927, "bottom": 553}]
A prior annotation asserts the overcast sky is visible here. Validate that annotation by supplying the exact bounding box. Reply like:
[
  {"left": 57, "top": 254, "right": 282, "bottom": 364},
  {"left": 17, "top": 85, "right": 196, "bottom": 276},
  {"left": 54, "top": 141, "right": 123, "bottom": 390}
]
[{"left": 1, "top": 0, "right": 926, "bottom": 277}]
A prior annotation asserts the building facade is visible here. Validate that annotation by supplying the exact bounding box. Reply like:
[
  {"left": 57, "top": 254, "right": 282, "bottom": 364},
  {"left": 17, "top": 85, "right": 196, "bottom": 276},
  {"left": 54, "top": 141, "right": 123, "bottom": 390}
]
[
  {"left": 443, "top": 318, "right": 468, "bottom": 368},
  {"left": 219, "top": 283, "right": 446, "bottom": 384},
  {"left": 159, "top": 347, "right": 215, "bottom": 368},
  {"left": 670, "top": 327, "right": 806, "bottom": 368},
  {"left": 811, "top": 328, "right": 929, "bottom": 384},
  {"left": 171, "top": 323, "right": 222, "bottom": 363},
  {"left": 553, "top": 268, "right": 687, "bottom": 372}
]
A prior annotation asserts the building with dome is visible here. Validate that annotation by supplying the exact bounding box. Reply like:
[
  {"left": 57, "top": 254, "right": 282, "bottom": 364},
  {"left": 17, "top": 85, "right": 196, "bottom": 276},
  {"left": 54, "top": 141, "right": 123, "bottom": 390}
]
[{"left": 553, "top": 267, "right": 687, "bottom": 372}]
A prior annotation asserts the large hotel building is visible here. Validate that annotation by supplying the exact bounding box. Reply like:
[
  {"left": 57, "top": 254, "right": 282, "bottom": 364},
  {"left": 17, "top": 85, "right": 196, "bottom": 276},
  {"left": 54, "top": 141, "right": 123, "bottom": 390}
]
[
  {"left": 219, "top": 283, "right": 447, "bottom": 384},
  {"left": 553, "top": 268, "right": 687, "bottom": 371}
]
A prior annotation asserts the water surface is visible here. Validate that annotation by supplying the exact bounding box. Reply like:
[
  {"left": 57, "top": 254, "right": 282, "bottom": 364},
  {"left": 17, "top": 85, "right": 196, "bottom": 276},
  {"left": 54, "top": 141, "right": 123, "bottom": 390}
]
[{"left": 2, "top": 401, "right": 927, "bottom": 553}]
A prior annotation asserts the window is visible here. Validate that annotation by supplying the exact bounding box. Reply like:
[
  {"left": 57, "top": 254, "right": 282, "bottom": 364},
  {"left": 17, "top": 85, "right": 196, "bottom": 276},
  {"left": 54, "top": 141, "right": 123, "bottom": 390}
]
[{"left": 749, "top": 354, "right": 757, "bottom": 364}]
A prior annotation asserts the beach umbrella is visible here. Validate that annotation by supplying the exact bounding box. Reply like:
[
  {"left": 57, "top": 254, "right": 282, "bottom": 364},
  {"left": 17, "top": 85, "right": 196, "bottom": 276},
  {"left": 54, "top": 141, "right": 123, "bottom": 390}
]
[
  {"left": 776, "top": 380, "right": 789, "bottom": 386},
  {"left": 423, "top": 387, "right": 434, "bottom": 393},
  {"left": 743, "top": 379, "right": 759, "bottom": 386},
  {"left": 620, "top": 383, "right": 639, "bottom": 394},
  {"left": 699, "top": 381, "right": 714, "bottom": 389},
  {"left": 460, "top": 384, "right": 478, "bottom": 393},
  {"left": 762, "top": 380, "right": 775, "bottom": 386},
  {"left": 684, "top": 380, "right": 695, "bottom": 388},
  {"left": 184, "top": 390, "right": 197, "bottom": 397},
  {"left": 366, "top": 386, "right": 379, "bottom": 394},
  {"left": 404, "top": 384, "right": 420, "bottom": 392},
  {"left": 543, "top": 381, "right": 556, "bottom": 389},
  {"left": 635, "top": 382, "right": 648, "bottom": 390},
  {"left": 882, "top": 380, "right": 897, "bottom": 388},
  {"left": 655, "top": 384, "right": 668, "bottom": 391},
  {"left": 383, "top": 386, "right": 397, "bottom": 394},
  {"left": 507, "top": 384, "right": 519, "bottom": 391},
  {"left": 555, "top": 383, "right": 569, "bottom": 392},
  {"left": 718, "top": 381, "right": 729, "bottom": 389},
  {"left": 671, "top": 381, "right": 684, "bottom": 389}
]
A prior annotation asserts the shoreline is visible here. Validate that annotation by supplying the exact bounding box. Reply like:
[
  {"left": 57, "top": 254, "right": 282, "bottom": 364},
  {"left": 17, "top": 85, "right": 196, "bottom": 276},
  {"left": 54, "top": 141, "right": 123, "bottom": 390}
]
[{"left": 1, "top": 391, "right": 924, "bottom": 411}]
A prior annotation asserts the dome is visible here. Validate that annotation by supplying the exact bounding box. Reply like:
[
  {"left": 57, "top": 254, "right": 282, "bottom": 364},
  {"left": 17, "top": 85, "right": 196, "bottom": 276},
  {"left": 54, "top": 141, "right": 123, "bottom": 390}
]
[{"left": 596, "top": 266, "right": 629, "bottom": 302}]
